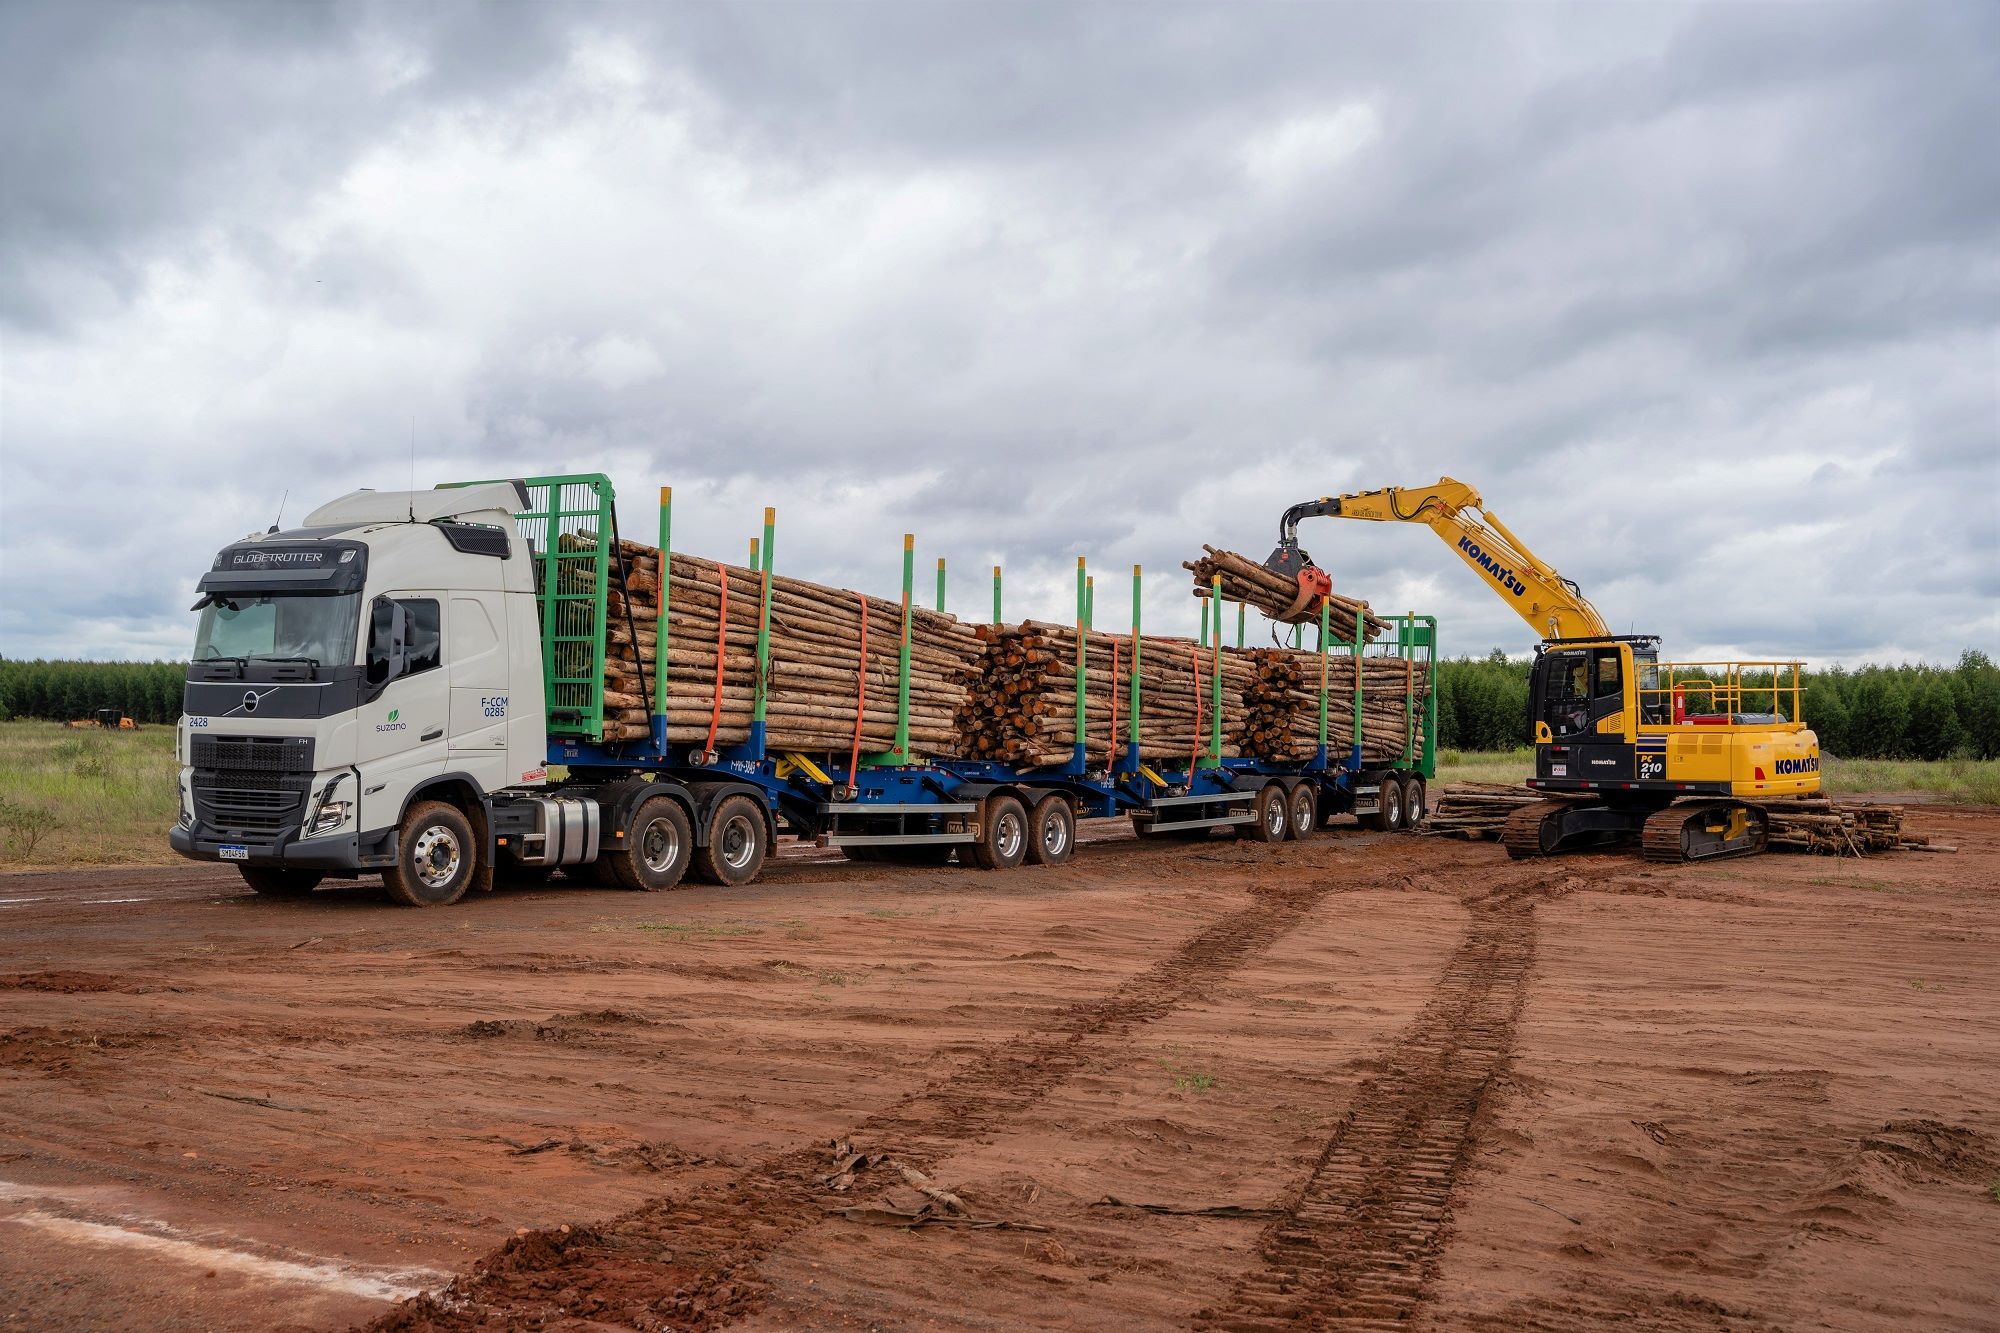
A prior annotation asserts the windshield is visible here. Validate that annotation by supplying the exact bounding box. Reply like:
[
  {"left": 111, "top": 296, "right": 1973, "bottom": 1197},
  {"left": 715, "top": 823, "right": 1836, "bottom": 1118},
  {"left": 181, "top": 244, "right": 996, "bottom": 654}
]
[{"left": 193, "top": 592, "right": 360, "bottom": 666}]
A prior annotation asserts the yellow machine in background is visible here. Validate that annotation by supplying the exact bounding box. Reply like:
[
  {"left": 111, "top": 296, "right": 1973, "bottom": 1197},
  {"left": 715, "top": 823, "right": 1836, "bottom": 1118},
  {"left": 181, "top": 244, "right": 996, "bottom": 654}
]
[
  {"left": 65, "top": 708, "right": 139, "bottom": 731},
  {"left": 1265, "top": 477, "right": 1820, "bottom": 861}
]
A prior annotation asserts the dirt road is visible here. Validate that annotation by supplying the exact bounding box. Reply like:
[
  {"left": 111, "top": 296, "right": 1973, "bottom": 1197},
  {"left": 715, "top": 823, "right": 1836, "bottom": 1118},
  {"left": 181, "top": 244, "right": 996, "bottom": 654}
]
[{"left": 2, "top": 809, "right": 1995, "bottom": 1330}]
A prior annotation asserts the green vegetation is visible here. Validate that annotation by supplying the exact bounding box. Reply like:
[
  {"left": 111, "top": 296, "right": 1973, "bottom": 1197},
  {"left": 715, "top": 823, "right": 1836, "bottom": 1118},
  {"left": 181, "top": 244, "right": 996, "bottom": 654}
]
[
  {"left": 0, "top": 660, "right": 185, "bottom": 725},
  {"left": 0, "top": 721, "right": 180, "bottom": 868}
]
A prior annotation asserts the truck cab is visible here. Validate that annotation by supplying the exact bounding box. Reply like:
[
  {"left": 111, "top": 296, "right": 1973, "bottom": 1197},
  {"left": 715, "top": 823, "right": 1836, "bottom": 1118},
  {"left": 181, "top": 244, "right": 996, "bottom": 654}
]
[{"left": 172, "top": 483, "right": 551, "bottom": 898}]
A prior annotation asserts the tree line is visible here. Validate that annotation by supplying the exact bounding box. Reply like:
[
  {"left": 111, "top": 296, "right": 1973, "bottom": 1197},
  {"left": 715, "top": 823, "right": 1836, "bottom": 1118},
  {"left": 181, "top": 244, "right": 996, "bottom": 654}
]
[
  {"left": 0, "top": 660, "right": 186, "bottom": 726},
  {"left": 1436, "top": 649, "right": 2000, "bottom": 760},
  {"left": 5, "top": 651, "right": 1998, "bottom": 761}
]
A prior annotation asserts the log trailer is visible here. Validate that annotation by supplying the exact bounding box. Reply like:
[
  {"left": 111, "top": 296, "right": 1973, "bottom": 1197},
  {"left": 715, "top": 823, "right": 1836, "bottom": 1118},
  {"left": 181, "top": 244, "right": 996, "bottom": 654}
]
[
  {"left": 172, "top": 473, "right": 1437, "bottom": 904},
  {"left": 1263, "top": 477, "right": 1821, "bottom": 861}
]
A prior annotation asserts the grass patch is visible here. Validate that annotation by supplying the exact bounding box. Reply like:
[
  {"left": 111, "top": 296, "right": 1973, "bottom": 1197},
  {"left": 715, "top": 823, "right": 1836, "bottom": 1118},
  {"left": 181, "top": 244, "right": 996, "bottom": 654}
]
[
  {"left": 0, "top": 720, "right": 180, "bottom": 869},
  {"left": 1158, "top": 1051, "right": 1218, "bottom": 1093},
  {"left": 1435, "top": 746, "right": 2000, "bottom": 805}
]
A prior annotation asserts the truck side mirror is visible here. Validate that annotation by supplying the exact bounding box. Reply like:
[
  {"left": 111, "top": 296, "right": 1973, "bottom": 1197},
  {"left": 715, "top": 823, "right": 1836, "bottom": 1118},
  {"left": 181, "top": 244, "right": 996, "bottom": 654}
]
[{"left": 366, "top": 598, "right": 410, "bottom": 687}]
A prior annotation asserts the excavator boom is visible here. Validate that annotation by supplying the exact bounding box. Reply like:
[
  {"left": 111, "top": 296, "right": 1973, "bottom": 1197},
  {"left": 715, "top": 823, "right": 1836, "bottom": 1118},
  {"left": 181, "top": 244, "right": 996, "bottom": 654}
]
[{"left": 1266, "top": 477, "right": 1610, "bottom": 640}]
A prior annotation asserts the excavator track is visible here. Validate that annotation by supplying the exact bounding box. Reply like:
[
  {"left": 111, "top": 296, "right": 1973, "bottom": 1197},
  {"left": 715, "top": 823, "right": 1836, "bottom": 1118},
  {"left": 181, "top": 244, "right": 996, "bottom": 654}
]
[
  {"left": 1501, "top": 798, "right": 1590, "bottom": 860},
  {"left": 1641, "top": 799, "right": 1768, "bottom": 863}
]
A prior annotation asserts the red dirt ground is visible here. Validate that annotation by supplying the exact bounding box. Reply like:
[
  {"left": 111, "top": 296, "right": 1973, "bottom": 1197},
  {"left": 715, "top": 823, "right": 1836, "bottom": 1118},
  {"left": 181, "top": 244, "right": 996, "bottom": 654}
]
[{"left": 2, "top": 808, "right": 1995, "bottom": 1331}]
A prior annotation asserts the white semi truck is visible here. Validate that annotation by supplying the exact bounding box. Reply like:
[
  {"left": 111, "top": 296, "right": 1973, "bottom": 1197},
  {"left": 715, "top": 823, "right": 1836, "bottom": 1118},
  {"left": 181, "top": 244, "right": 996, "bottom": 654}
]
[{"left": 171, "top": 480, "right": 774, "bottom": 904}]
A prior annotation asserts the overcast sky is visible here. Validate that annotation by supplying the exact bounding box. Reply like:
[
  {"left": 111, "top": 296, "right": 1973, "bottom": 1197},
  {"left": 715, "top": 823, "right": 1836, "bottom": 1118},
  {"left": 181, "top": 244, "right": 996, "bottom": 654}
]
[{"left": 2, "top": 1, "right": 1995, "bottom": 667}]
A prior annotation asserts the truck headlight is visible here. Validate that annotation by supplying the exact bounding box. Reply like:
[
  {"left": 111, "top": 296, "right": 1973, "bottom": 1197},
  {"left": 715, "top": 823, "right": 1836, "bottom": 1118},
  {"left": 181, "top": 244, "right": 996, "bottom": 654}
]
[{"left": 305, "top": 773, "right": 355, "bottom": 838}]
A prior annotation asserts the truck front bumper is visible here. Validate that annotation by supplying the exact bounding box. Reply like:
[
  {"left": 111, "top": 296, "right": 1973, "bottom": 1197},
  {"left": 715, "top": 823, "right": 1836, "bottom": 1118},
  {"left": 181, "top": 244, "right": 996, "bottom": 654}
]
[{"left": 171, "top": 823, "right": 397, "bottom": 873}]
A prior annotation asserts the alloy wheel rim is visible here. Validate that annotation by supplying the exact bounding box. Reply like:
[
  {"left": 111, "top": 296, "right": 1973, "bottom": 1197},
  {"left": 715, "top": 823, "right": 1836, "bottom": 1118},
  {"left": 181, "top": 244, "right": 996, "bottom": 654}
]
[
  {"left": 642, "top": 817, "right": 680, "bottom": 873},
  {"left": 412, "top": 825, "right": 461, "bottom": 889}
]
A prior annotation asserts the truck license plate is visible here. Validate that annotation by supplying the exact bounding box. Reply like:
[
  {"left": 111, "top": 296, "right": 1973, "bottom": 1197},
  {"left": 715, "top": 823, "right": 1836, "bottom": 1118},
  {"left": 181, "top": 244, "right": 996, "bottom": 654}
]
[{"left": 218, "top": 845, "right": 248, "bottom": 861}]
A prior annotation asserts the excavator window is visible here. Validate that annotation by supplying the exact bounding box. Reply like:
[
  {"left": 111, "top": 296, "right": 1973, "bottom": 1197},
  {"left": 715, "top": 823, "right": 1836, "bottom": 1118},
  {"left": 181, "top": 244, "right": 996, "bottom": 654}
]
[
  {"left": 1592, "top": 649, "right": 1622, "bottom": 699},
  {"left": 1543, "top": 649, "right": 1592, "bottom": 738}
]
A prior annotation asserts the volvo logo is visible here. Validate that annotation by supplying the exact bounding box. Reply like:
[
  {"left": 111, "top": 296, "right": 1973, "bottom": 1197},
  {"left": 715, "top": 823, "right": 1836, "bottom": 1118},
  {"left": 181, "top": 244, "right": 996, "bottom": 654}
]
[{"left": 242, "top": 690, "right": 260, "bottom": 714}]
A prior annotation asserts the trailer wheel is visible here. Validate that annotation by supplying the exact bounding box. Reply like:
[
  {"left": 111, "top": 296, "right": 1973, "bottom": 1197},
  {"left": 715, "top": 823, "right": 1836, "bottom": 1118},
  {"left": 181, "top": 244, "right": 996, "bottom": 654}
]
[
  {"left": 1403, "top": 777, "right": 1427, "bottom": 829},
  {"left": 690, "top": 794, "right": 767, "bottom": 887},
  {"left": 970, "top": 795, "right": 1029, "bottom": 870},
  {"left": 1286, "top": 785, "right": 1317, "bottom": 841},
  {"left": 238, "top": 866, "right": 322, "bottom": 897},
  {"left": 382, "top": 801, "right": 476, "bottom": 907},
  {"left": 1380, "top": 777, "right": 1406, "bottom": 833},
  {"left": 1246, "top": 784, "right": 1288, "bottom": 843},
  {"left": 1025, "top": 794, "right": 1075, "bottom": 866},
  {"left": 606, "top": 796, "right": 692, "bottom": 891}
]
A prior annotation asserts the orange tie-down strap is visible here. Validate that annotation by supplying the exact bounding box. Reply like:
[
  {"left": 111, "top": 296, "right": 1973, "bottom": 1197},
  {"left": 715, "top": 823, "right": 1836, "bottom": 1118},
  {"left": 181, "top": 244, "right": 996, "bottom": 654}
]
[
  {"left": 848, "top": 594, "right": 870, "bottom": 784},
  {"left": 706, "top": 565, "right": 731, "bottom": 755}
]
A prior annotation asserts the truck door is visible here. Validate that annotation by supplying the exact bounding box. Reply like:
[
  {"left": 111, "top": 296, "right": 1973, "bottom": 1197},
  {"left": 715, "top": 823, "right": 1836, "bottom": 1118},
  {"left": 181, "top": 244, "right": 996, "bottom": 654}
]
[
  {"left": 447, "top": 593, "right": 511, "bottom": 791},
  {"left": 356, "top": 594, "right": 450, "bottom": 832}
]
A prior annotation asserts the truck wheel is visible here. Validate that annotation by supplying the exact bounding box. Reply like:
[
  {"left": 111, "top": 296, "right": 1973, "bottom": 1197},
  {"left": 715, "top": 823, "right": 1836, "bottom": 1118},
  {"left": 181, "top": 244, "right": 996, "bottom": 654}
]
[
  {"left": 1248, "top": 784, "right": 1288, "bottom": 843},
  {"left": 607, "top": 796, "right": 692, "bottom": 891},
  {"left": 382, "top": 801, "right": 476, "bottom": 907},
  {"left": 970, "top": 795, "right": 1028, "bottom": 870},
  {"left": 1403, "top": 777, "right": 1427, "bottom": 829},
  {"left": 1286, "top": 784, "right": 1317, "bottom": 841},
  {"left": 238, "top": 866, "right": 322, "bottom": 897},
  {"left": 690, "top": 794, "right": 767, "bottom": 887},
  {"left": 1380, "top": 777, "right": 1407, "bottom": 833},
  {"left": 1025, "top": 795, "right": 1075, "bottom": 866}
]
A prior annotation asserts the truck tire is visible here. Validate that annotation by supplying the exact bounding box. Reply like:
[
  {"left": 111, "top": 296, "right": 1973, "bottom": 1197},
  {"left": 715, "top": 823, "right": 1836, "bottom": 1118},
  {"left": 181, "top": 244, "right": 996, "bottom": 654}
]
[
  {"left": 690, "top": 794, "right": 767, "bottom": 887},
  {"left": 238, "top": 866, "right": 322, "bottom": 897},
  {"left": 382, "top": 801, "right": 477, "bottom": 907},
  {"left": 606, "top": 796, "right": 693, "bottom": 891},
  {"left": 1025, "top": 794, "right": 1075, "bottom": 866},
  {"left": 1403, "top": 777, "right": 1428, "bottom": 829},
  {"left": 1247, "top": 784, "right": 1288, "bottom": 843},
  {"left": 1380, "top": 777, "right": 1407, "bottom": 833},
  {"left": 969, "top": 794, "right": 1028, "bottom": 870},
  {"left": 1286, "top": 784, "right": 1317, "bottom": 841}
]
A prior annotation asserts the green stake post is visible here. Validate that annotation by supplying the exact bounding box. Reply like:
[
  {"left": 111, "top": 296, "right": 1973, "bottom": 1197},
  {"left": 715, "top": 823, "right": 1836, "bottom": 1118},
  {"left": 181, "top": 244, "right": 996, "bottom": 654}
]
[
  {"left": 1208, "top": 574, "right": 1224, "bottom": 765},
  {"left": 754, "top": 509, "right": 774, "bottom": 726},
  {"left": 1236, "top": 600, "right": 1245, "bottom": 648},
  {"left": 936, "top": 556, "right": 946, "bottom": 613},
  {"left": 896, "top": 533, "right": 914, "bottom": 760},
  {"left": 1128, "top": 564, "right": 1142, "bottom": 763},
  {"left": 1402, "top": 612, "right": 1415, "bottom": 764},
  {"left": 992, "top": 565, "right": 1002, "bottom": 624},
  {"left": 654, "top": 486, "right": 671, "bottom": 719}
]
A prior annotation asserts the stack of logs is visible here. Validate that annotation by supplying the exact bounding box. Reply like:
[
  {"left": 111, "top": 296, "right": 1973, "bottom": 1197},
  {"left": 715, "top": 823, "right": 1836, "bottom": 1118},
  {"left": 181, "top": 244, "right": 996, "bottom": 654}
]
[
  {"left": 585, "top": 538, "right": 984, "bottom": 750},
  {"left": 1235, "top": 648, "right": 1430, "bottom": 763},
  {"left": 953, "top": 624, "right": 1429, "bottom": 769},
  {"left": 1420, "top": 783, "right": 1545, "bottom": 840},
  {"left": 1766, "top": 799, "right": 1947, "bottom": 854},
  {"left": 1185, "top": 546, "right": 1386, "bottom": 638},
  {"left": 953, "top": 621, "right": 1253, "bottom": 768}
]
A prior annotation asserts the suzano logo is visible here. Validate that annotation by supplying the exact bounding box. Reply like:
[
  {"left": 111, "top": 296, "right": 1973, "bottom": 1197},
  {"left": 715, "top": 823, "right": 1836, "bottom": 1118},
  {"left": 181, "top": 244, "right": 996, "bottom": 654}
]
[
  {"left": 1457, "top": 535, "right": 1528, "bottom": 598},
  {"left": 1774, "top": 755, "right": 1820, "bottom": 775},
  {"left": 375, "top": 707, "right": 407, "bottom": 734}
]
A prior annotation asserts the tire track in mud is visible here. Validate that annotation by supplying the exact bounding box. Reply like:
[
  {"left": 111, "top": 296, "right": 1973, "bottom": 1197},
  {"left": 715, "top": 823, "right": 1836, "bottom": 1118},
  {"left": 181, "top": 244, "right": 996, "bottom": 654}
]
[
  {"left": 1198, "top": 881, "right": 1541, "bottom": 1332},
  {"left": 370, "top": 878, "right": 1345, "bottom": 1332}
]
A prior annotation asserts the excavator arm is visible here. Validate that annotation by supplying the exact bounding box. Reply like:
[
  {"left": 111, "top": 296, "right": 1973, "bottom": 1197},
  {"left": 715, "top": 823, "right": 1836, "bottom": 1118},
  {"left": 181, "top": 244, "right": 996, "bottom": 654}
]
[{"left": 1266, "top": 477, "right": 1610, "bottom": 641}]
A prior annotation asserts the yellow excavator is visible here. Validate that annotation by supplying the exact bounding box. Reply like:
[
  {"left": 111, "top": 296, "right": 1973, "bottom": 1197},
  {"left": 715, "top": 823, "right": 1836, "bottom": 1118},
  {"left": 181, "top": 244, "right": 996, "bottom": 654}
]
[{"left": 1265, "top": 478, "right": 1820, "bottom": 861}]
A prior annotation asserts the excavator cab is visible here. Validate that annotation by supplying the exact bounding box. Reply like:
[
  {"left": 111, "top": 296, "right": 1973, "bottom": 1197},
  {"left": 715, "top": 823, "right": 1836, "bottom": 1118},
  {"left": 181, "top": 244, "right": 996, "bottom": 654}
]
[{"left": 1527, "top": 637, "right": 1655, "bottom": 782}]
